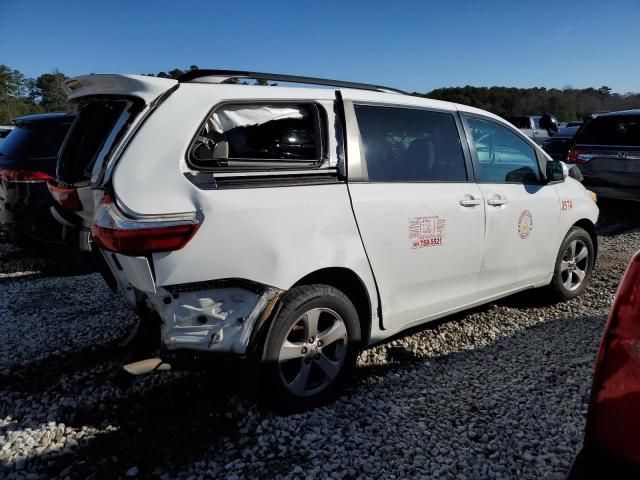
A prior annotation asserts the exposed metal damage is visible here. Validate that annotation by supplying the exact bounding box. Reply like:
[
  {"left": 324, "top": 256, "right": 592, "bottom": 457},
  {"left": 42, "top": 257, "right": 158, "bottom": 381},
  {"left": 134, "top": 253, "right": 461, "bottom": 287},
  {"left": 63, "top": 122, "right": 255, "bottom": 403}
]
[
  {"left": 100, "top": 250, "right": 284, "bottom": 355},
  {"left": 148, "top": 281, "right": 283, "bottom": 354}
]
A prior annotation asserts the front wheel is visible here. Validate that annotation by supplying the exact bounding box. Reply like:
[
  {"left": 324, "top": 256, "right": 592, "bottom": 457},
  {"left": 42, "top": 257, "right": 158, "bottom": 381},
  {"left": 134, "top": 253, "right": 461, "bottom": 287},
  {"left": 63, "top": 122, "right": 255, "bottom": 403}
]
[
  {"left": 549, "top": 227, "right": 595, "bottom": 300},
  {"left": 260, "top": 285, "right": 361, "bottom": 411}
]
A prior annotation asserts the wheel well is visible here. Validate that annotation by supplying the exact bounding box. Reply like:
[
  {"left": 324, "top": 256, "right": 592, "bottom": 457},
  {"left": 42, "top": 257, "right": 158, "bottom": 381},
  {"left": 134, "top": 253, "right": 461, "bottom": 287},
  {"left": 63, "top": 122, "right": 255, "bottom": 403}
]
[
  {"left": 574, "top": 218, "right": 598, "bottom": 260},
  {"left": 292, "top": 268, "right": 372, "bottom": 345}
]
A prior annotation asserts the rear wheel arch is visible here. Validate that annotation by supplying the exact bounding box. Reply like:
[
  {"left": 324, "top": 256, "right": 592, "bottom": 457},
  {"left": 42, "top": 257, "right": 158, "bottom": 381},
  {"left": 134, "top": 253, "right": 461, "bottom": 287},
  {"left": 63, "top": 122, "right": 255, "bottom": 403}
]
[{"left": 290, "top": 268, "right": 372, "bottom": 347}]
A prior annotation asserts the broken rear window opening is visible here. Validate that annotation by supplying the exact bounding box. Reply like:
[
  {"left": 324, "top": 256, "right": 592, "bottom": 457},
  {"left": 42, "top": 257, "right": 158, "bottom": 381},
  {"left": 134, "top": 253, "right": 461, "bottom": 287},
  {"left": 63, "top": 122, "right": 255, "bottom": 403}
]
[
  {"left": 188, "top": 103, "right": 325, "bottom": 171},
  {"left": 57, "top": 98, "right": 143, "bottom": 186}
]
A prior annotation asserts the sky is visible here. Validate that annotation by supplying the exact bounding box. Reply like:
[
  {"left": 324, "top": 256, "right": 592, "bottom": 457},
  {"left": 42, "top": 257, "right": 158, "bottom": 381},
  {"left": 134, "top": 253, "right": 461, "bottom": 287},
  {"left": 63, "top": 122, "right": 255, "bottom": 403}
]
[{"left": 1, "top": 0, "right": 639, "bottom": 93}]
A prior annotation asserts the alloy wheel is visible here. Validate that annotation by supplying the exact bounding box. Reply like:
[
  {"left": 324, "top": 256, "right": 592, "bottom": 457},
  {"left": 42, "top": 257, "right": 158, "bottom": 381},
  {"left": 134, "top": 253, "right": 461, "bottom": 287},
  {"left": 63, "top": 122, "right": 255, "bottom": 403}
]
[
  {"left": 560, "top": 239, "right": 589, "bottom": 291},
  {"left": 277, "top": 308, "right": 348, "bottom": 397}
]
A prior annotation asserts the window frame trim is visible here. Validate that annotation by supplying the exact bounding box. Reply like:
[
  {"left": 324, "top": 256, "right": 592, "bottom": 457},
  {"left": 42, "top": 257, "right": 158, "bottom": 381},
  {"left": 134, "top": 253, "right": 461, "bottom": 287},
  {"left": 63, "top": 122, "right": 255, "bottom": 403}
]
[
  {"left": 460, "top": 112, "right": 547, "bottom": 186},
  {"left": 184, "top": 99, "right": 329, "bottom": 173},
  {"left": 344, "top": 100, "right": 475, "bottom": 184}
]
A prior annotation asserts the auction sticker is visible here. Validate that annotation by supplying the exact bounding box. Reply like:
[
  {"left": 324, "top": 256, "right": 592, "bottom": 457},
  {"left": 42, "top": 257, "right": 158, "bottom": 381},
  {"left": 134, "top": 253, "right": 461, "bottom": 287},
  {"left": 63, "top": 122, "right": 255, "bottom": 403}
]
[
  {"left": 517, "top": 210, "right": 533, "bottom": 239},
  {"left": 409, "top": 216, "right": 446, "bottom": 249}
]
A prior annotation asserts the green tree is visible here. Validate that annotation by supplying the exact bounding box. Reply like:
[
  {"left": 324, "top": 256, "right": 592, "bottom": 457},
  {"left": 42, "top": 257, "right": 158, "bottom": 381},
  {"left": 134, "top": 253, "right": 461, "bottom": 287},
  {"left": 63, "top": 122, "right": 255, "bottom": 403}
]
[{"left": 36, "top": 71, "right": 68, "bottom": 112}]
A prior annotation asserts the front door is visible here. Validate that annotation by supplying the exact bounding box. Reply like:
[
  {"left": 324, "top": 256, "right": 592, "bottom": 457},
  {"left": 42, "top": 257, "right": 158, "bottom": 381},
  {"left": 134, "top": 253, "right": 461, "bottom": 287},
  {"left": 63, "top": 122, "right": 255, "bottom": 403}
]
[
  {"left": 462, "top": 114, "right": 560, "bottom": 297},
  {"left": 343, "top": 100, "right": 485, "bottom": 331}
]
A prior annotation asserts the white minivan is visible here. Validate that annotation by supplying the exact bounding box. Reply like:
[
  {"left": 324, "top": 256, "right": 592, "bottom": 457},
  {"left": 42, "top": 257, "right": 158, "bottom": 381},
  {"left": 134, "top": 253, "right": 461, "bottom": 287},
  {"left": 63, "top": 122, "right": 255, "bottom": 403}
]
[{"left": 58, "top": 70, "right": 598, "bottom": 408}]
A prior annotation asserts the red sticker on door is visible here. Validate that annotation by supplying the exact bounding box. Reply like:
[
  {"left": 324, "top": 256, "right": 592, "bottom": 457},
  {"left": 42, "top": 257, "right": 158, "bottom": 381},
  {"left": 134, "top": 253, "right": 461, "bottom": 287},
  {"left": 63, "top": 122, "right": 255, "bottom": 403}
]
[
  {"left": 518, "top": 210, "right": 533, "bottom": 239},
  {"left": 409, "top": 216, "right": 446, "bottom": 249}
]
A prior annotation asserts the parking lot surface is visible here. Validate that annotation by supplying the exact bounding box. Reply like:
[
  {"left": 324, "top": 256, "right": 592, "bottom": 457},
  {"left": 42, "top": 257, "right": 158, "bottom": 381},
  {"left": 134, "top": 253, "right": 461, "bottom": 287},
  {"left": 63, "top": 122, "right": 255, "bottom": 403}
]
[{"left": 1, "top": 202, "right": 639, "bottom": 480}]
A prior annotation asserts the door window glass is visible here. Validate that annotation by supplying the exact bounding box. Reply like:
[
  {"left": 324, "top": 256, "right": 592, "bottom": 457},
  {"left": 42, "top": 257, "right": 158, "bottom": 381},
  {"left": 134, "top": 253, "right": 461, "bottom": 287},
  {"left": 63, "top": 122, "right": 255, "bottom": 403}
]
[
  {"left": 354, "top": 105, "right": 467, "bottom": 182},
  {"left": 466, "top": 116, "right": 541, "bottom": 184}
]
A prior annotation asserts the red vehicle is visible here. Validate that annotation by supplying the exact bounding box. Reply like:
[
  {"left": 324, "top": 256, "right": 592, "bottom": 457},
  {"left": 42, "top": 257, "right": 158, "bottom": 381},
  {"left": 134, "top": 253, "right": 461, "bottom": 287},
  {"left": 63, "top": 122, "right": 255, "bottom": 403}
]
[{"left": 568, "top": 251, "right": 640, "bottom": 478}]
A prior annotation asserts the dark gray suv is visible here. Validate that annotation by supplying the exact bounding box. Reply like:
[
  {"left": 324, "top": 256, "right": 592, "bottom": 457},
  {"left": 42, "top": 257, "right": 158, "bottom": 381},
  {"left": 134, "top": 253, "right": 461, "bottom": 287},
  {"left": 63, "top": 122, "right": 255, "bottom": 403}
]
[{"left": 568, "top": 110, "right": 640, "bottom": 201}]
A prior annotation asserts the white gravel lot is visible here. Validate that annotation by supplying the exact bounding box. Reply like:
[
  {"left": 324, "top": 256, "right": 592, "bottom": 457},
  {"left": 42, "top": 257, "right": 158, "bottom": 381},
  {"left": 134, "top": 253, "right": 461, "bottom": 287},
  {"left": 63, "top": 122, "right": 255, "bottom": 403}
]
[{"left": 1, "top": 223, "right": 639, "bottom": 480}]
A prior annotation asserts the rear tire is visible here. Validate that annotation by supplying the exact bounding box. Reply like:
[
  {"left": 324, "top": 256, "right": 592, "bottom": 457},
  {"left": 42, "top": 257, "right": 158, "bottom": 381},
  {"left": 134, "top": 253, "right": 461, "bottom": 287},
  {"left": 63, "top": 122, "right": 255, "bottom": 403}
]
[
  {"left": 260, "top": 284, "right": 361, "bottom": 412},
  {"left": 549, "top": 227, "right": 594, "bottom": 300}
]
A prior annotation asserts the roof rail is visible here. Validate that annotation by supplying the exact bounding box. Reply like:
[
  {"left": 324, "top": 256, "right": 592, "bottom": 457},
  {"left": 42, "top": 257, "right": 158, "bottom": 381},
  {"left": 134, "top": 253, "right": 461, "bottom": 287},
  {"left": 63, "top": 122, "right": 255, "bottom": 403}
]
[{"left": 178, "top": 69, "right": 408, "bottom": 95}]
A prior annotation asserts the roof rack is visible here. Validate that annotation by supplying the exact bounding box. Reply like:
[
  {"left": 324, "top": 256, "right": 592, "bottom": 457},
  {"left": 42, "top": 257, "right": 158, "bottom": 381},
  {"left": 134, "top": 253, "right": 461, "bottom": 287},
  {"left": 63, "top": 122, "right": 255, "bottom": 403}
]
[{"left": 177, "top": 69, "right": 407, "bottom": 95}]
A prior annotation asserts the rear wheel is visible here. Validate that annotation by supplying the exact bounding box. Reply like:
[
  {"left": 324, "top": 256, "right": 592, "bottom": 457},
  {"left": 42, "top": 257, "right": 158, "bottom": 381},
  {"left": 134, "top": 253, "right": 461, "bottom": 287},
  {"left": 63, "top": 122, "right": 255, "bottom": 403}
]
[
  {"left": 260, "top": 285, "right": 361, "bottom": 411},
  {"left": 549, "top": 227, "right": 594, "bottom": 300}
]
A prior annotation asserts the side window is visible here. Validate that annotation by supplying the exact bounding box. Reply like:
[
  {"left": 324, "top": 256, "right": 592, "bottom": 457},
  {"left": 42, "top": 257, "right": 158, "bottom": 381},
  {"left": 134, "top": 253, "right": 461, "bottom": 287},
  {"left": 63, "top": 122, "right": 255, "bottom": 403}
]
[
  {"left": 354, "top": 105, "right": 467, "bottom": 182},
  {"left": 188, "top": 103, "right": 324, "bottom": 170},
  {"left": 465, "top": 116, "right": 541, "bottom": 184}
]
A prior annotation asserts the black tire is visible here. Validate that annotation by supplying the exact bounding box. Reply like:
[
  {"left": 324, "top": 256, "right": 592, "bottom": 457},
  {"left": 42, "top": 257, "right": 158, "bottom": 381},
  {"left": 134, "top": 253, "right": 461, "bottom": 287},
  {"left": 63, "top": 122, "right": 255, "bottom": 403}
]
[
  {"left": 549, "top": 226, "right": 595, "bottom": 301},
  {"left": 260, "top": 284, "right": 361, "bottom": 412}
]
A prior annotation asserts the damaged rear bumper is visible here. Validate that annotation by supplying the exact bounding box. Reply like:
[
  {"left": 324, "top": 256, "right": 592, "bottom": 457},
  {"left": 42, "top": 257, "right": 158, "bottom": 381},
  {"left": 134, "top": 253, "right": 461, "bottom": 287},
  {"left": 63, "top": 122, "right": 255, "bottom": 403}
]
[
  {"left": 101, "top": 250, "right": 283, "bottom": 355},
  {"left": 149, "top": 280, "right": 282, "bottom": 354}
]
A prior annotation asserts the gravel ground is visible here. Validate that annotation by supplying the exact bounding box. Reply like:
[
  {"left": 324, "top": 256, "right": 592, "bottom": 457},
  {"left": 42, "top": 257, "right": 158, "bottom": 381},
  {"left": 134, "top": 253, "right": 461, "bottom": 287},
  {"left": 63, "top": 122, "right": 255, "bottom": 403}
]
[{"left": 1, "top": 213, "right": 639, "bottom": 480}]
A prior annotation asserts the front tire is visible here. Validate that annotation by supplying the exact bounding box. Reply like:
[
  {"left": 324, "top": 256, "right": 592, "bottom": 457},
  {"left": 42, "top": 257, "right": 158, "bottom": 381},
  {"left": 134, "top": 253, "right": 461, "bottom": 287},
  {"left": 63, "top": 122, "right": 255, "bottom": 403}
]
[
  {"left": 549, "top": 226, "right": 594, "bottom": 300},
  {"left": 260, "top": 284, "right": 361, "bottom": 411}
]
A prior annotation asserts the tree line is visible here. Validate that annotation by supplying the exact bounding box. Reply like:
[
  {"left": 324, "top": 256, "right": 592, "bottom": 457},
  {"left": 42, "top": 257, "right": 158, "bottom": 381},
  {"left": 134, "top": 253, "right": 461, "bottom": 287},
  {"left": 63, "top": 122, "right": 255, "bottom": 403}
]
[
  {"left": 419, "top": 85, "right": 640, "bottom": 121},
  {"left": 2, "top": 64, "right": 639, "bottom": 125}
]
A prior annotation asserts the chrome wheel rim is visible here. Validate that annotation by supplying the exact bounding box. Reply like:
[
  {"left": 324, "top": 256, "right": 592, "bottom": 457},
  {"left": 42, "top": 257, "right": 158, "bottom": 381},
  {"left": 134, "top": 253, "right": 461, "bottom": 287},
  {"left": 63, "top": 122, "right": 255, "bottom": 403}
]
[
  {"left": 278, "top": 308, "right": 348, "bottom": 397},
  {"left": 560, "top": 239, "right": 589, "bottom": 291}
]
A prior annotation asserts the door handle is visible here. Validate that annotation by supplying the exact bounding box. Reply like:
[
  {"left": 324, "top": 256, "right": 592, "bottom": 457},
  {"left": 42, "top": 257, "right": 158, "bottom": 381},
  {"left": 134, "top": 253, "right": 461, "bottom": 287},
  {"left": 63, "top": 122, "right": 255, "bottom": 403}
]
[
  {"left": 459, "top": 198, "right": 481, "bottom": 207},
  {"left": 487, "top": 198, "right": 507, "bottom": 206}
]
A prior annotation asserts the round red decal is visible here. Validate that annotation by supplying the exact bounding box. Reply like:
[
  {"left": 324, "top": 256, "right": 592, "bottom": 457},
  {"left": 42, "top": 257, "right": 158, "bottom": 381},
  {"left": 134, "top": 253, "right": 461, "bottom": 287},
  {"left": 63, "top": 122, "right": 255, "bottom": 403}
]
[{"left": 518, "top": 210, "right": 533, "bottom": 239}]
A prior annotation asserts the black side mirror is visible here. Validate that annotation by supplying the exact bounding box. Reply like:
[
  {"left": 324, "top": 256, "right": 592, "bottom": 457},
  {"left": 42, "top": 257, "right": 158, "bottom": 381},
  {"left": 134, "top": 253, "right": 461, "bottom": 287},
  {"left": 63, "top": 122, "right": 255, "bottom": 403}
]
[{"left": 546, "top": 161, "right": 567, "bottom": 182}]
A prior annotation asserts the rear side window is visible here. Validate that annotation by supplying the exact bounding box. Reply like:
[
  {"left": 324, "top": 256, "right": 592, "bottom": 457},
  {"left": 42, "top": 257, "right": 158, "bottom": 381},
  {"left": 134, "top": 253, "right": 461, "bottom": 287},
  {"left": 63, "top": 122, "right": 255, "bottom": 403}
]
[
  {"left": 354, "top": 105, "right": 467, "bottom": 182},
  {"left": 575, "top": 115, "right": 640, "bottom": 146},
  {"left": 0, "top": 122, "right": 71, "bottom": 161},
  {"left": 58, "top": 100, "right": 140, "bottom": 185},
  {"left": 188, "top": 103, "right": 324, "bottom": 170},
  {"left": 465, "top": 116, "right": 540, "bottom": 184}
]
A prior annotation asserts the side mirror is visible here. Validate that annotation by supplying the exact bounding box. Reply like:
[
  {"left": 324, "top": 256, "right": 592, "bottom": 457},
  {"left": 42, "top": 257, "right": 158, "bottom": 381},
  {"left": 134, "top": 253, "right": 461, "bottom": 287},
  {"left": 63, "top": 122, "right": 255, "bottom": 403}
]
[{"left": 546, "top": 161, "right": 568, "bottom": 182}]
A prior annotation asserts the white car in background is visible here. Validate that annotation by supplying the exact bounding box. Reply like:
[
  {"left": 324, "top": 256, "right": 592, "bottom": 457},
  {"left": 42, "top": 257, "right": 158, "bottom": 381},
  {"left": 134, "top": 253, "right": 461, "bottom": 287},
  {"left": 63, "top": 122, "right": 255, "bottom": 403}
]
[{"left": 58, "top": 70, "right": 599, "bottom": 409}]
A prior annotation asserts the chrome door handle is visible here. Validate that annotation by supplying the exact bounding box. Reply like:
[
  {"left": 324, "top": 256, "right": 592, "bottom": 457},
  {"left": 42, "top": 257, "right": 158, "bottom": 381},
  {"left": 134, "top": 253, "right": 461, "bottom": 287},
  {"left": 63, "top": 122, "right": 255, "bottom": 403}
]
[
  {"left": 487, "top": 198, "right": 507, "bottom": 206},
  {"left": 460, "top": 198, "right": 481, "bottom": 207}
]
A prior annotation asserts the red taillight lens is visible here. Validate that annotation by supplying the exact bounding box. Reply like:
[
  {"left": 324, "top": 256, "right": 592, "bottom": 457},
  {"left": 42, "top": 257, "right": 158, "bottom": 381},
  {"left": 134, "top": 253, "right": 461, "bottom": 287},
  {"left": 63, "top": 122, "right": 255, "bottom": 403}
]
[
  {"left": 0, "top": 168, "right": 53, "bottom": 183},
  {"left": 91, "top": 195, "right": 200, "bottom": 256},
  {"left": 567, "top": 148, "right": 592, "bottom": 164},
  {"left": 47, "top": 183, "right": 82, "bottom": 211},
  {"left": 585, "top": 251, "right": 640, "bottom": 464}
]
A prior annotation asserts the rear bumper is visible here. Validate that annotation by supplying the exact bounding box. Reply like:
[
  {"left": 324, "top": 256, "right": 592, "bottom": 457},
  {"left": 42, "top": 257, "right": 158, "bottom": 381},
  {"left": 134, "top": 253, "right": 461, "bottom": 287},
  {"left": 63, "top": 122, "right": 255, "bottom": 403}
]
[
  {"left": 99, "top": 249, "right": 284, "bottom": 356},
  {"left": 577, "top": 162, "right": 640, "bottom": 201},
  {"left": 583, "top": 184, "right": 640, "bottom": 202},
  {"left": 0, "top": 180, "right": 72, "bottom": 247}
]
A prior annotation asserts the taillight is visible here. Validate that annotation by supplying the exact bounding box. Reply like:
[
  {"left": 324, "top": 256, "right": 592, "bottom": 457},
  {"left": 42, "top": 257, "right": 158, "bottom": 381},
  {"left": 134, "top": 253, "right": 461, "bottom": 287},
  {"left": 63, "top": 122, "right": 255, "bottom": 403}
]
[
  {"left": 567, "top": 148, "right": 593, "bottom": 164},
  {"left": 585, "top": 251, "right": 640, "bottom": 464},
  {"left": 0, "top": 168, "right": 53, "bottom": 183},
  {"left": 47, "top": 183, "right": 82, "bottom": 211},
  {"left": 91, "top": 195, "right": 200, "bottom": 256}
]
